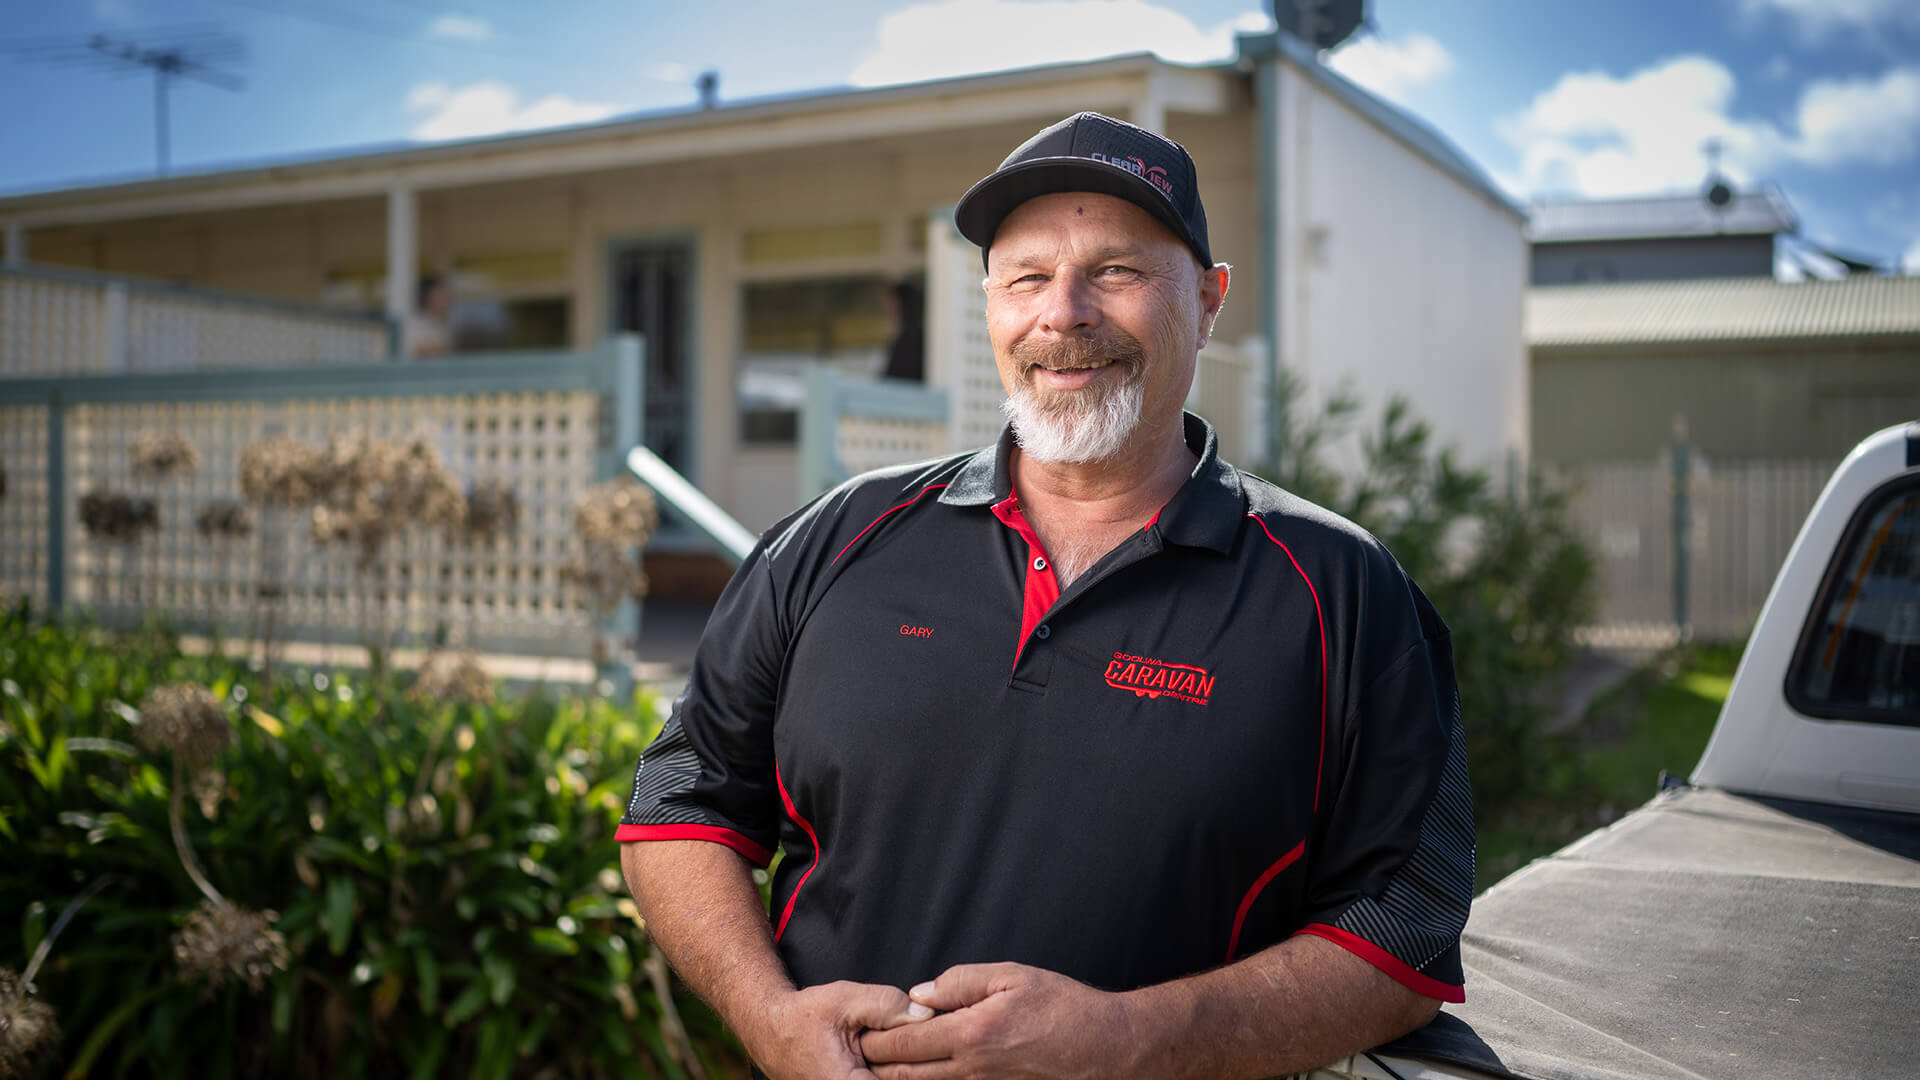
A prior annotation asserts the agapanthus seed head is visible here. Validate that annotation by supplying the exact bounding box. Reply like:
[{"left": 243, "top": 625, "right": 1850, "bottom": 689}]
[
  {"left": 78, "top": 491, "right": 159, "bottom": 543},
  {"left": 408, "top": 650, "right": 495, "bottom": 706},
  {"left": 130, "top": 432, "right": 201, "bottom": 479},
  {"left": 135, "top": 683, "right": 232, "bottom": 773},
  {"left": 573, "top": 479, "right": 658, "bottom": 548},
  {"left": 172, "top": 901, "right": 288, "bottom": 993},
  {"left": 0, "top": 968, "right": 58, "bottom": 1077},
  {"left": 462, "top": 480, "right": 520, "bottom": 542},
  {"left": 195, "top": 500, "right": 254, "bottom": 540},
  {"left": 238, "top": 437, "right": 322, "bottom": 507}
]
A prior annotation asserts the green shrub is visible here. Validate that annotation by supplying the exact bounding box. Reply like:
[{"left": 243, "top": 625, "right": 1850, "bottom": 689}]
[
  {"left": 0, "top": 604, "right": 747, "bottom": 1078},
  {"left": 1252, "top": 386, "right": 1597, "bottom": 823}
]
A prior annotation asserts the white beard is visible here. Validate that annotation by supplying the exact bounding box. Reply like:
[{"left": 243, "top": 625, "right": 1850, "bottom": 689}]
[{"left": 1000, "top": 368, "right": 1146, "bottom": 465}]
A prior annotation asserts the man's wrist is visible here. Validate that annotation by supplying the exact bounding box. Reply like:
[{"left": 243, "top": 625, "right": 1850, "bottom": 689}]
[{"left": 1115, "top": 978, "right": 1209, "bottom": 1080}]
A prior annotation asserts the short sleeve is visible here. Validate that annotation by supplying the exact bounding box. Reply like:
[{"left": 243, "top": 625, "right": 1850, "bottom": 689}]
[
  {"left": 1297, "top": 582, "right": 1473, "bottom": 1003},
  {"left": 616, "top": 540, "right": 787, "bottom": 866}
]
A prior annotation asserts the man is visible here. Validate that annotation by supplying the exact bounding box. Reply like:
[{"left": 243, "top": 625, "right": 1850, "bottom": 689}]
[
  {"left": 407, "top": 273, "right": 453, "bottom": 358},
  {"left": 618, "top": 112, "right": 1472, "bottom": 1079}
]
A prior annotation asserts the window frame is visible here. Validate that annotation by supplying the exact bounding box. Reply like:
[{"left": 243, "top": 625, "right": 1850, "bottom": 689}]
[{"left": 1784, "top": 469, "right": 1920, "bottom": 728}]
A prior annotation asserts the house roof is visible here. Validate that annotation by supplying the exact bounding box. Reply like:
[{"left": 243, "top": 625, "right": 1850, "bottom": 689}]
[
  {"left": 1528, "top": 274, "right": 1920, "bottom": 348},
  {"left": 1530, "top": 187, "right": 1799, "bottom": 244},
  {"left": 1240, "top": 31, "right": 1526, "bottom": 222},
  {"left": 1, "top": 39, "right": 1527, "bottom": 229}
]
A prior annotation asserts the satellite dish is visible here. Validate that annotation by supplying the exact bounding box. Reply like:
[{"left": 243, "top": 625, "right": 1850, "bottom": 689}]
[{"left": 1273, "top": 0, "right": 1366, "bottom": 50}]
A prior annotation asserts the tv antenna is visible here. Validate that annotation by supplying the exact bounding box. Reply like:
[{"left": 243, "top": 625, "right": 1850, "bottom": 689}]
[{"left": 1, "top": 25, "right": 245, "bottom": 175}]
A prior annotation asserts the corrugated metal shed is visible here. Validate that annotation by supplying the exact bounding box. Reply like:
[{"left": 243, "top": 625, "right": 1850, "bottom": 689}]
[
  {"left": 1530, "top": 188, "right": 1798, "bottom": 243},
  {"left": 1528, "top": 275, "right": 1920, "bottom": 347}
]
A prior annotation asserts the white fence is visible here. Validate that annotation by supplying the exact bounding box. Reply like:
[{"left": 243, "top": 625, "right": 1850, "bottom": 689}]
[
  {"left": 0, "top": 339, "right": 641, "bottom": 658},
  {"left": 1554, "top": 455, "right": 1839, "bottom": 645},
  {"left": 0, "top": 264, "right": 392, "bottom": 377}
]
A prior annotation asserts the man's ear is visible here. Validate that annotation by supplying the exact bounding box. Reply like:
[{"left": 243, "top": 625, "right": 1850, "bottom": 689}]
[{"left": 1199, "top": 263, "right": 1231, "bottom": 345}]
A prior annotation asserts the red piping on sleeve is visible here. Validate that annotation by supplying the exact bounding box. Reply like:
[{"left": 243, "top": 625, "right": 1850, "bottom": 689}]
[
  {"left": 831, "top": 483, "right": 949, "bottom": 566},
  {"left": 1248, "top": 514, "right": 1329, "bottom": 814},
  {"left": 614, "top": 823, "right": 774, "bottom": 867},
  {"left": 1225, "top": 839, "right": 1306, "bottom": 962},
  {"left": 1295, "top": 923, "right": 1466, "bottom": 1003},
  {"left": 772, "top": 764, "right": 820, "bottom": 943}
]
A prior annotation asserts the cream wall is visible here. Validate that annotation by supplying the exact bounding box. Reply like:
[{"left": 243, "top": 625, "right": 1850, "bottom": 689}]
[{"left": 1274, "top": 63, "right": 1528, "bottom": 473}]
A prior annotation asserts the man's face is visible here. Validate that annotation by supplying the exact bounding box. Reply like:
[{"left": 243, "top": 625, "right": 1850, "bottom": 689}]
[{"left": 983, "top": 192, "right": 1224, "bottom": 465}]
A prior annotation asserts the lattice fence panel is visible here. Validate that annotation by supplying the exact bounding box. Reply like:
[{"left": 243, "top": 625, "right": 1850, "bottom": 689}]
[
  {"left": 126, "top": 292, "right": 387, "bottom": 372},
  {"left": 1, "top": 273, "right": 105, "bottom": 376},
  {"left": 926, "top": 213, "right": 1004, "bottom": 451},
  {"left": 834, "top": 414, "right": 949, "bottom": 478},
  {"left": 60, "top": 390, "right": 602, "bottom": 656},
  {"left": 0, "top": 405, "right": 51, "bottom": 608}
]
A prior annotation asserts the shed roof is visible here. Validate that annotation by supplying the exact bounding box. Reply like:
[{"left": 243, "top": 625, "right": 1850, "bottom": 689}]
[
  {"left": 1530, "top": 188, "right": 1798, "bottom": 244},
  {"left": 1527, "top": 274, "right": 1920, "bottom": 348}
]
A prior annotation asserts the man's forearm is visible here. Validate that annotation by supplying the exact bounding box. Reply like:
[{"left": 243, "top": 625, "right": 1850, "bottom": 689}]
[
  {"left": 620, "top": 839, "right": 794, "bottom": 1045},
  {"left": 1119, "top": 933, "right": 1440, "bottom": 1079}
]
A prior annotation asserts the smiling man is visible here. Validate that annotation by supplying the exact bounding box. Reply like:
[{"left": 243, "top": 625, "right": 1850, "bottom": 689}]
[{"left": 618, "top": 112, "right": 1472, "bottom": 1079}]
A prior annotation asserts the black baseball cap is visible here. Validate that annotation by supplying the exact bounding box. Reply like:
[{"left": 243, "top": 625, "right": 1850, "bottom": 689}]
[{"left": 955, "top": 111, "right": 1212, "bottom": 269}]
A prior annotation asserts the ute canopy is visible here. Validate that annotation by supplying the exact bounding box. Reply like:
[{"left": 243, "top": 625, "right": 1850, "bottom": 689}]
[{"left": 1385, "top": 785, "right": 1920, "bottom": 1080}]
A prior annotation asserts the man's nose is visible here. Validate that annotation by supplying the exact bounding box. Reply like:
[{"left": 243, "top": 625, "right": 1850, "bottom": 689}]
[{"left": 1034, "top": 269, "right": 1102, "bottom": 335}]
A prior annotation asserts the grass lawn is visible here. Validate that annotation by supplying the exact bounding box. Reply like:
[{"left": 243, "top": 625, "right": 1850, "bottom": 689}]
[{"left": 1474, "top": 645, "right": 1744, "bottom": 893}]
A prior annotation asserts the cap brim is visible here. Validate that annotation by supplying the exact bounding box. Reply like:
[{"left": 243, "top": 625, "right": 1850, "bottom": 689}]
[{"left": 954, "top": 157, "right": 1209, "bottom": 267}]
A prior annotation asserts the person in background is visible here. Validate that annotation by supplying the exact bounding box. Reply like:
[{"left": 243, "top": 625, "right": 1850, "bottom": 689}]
[
  {"left": 408, "top": 273, "right": 453, "bottom": 358},
  {"left": 882, "top": 278, "right": 925, "bottom": 382}
]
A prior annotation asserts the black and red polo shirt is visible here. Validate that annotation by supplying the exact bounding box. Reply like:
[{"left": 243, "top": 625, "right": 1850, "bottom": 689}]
[{"left": 618, "top": 414, "right": 1472, "bottom": 1003}]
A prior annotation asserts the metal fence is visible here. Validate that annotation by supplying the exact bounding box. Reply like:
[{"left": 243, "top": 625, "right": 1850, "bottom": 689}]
[
  {"left": 0, "top": 337, "right": 641, "bottom": 658},
  {"left": 0, "top": 263, "right": 393, "bottom": 377},
  {"left": 1553, "top": 451, "right": 1839, "bottom": 645}
]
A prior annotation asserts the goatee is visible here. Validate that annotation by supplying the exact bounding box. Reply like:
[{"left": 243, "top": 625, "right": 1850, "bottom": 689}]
[{"left": 1001, "top": 331, "right": 1148, "bottom": 464}]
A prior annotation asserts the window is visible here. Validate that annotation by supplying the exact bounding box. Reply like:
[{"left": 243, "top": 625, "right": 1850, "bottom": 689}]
[
  {"left": 1789, "top": 478, "right": 1920, "bottom": 726},
  {"left": 738, "top": 276, "right": 903, "bottom": 444}
]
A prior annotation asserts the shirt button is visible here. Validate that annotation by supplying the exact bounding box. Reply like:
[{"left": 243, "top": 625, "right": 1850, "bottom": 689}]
[
  {"left": 1033, "top": 556, "right": 1047, "bottom": 571},
  {"left": 1036, "top": 624, "right": 1051, "bottom": 639}
]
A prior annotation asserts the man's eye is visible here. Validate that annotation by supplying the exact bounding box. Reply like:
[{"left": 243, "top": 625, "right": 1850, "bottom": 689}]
[{"left": 1097, "top": 265, "right": 1139, "bottom": 278}]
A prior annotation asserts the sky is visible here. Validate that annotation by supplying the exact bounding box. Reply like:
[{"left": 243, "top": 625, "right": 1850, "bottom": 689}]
[{"left": 2, "top": 0, "right": 1917, "bottom": 273}]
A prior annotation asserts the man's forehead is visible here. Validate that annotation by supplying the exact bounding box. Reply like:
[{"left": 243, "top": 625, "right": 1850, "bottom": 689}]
[{"left": 989, "top": 192, "right": 1185, "bottom": 262}]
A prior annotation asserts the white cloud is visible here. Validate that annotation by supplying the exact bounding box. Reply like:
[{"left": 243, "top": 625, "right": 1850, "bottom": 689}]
[
  {"left": 426, "top": 14, "right": 493, "bottom": 42},
  {"left": 1498, "top": 56, "right": 1920, "bottom": 199},
  {"left": 1903, "top": 237, "right": 1920, "bottom": 274},
  {"left": 848, "top": 0, "right": 1270, "bottom": 87},
  {"left": 1324, "top": 34, "right": 1454, "bottom": 108},
  {"left": 1740, "top": 0, "right": 1916, "bottom": 37},
  {"left": 1793, "top": 67, "right": 1920, "bottom": 166},
  {"left": 93, "top": 0, "right": 136, "bottom": 22},
  {"left": 406, "top": 81, "right": 617, "bottom": 141}
]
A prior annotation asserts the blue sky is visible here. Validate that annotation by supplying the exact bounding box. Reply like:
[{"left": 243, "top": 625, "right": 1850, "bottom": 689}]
[{"left": 2, "top": 0, "right": 1916, "bottom": 271}]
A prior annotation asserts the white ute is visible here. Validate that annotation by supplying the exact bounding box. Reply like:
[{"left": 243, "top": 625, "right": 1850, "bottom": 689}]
[{"left": 1316, "top": 420, "right": 1920, "bottom": 1080}]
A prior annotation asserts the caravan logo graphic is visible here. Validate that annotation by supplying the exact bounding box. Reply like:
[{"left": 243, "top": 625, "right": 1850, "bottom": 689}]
[{"left": 1103, "top": 652, "right": 1215, "bottom": 705}]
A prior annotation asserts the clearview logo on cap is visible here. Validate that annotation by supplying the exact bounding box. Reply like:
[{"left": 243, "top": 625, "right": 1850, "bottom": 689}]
[
  {"left": 1104, "top": 651, "right": 1215, "bottom": 705},
  {"left": 1089, "top": 152, "right": 1174, "bottom": 198}
]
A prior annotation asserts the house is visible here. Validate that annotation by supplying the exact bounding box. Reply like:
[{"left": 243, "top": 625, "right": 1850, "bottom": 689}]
[
  {"left": 1528, "top": 187, "right": 1798, "bottom": 286},
  {"left": 1529, "top": 273, "right": 1920, "bottom": 464},
  {"left": 0, "top": 31, "right": 1529, "bottom": 536}
]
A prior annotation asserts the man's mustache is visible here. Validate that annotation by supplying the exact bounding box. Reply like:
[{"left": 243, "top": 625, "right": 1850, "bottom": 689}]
[{"left": 1010, "top": 331, "right": 1147, "bottom": 380}]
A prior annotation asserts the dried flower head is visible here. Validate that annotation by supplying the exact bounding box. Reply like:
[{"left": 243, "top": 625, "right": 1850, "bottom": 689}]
[
  {"left": 0, "top": 969, "right": 58, "bottom": 1078},
  {"left": 560, "top": 549, "right": 647, "bottom": 616},
  {"left": 192, "top": 768, "right": 227, "bottom": 819},
  {"left": 194, "top": 500, "right": 254, "bottom": 540},
  {"left": 172, "top": 901, "right": 288, "bottom": 993},
  {"left": 238, "top": 436, "right": 322, "bottom": 507},
  {"left": 135, "top": 683, "right": 232, "bottom": 773},
  {"left": 408, "top": 650, "right": 495, "bottom": 706},
  {"left": 78, "top": 491, "right": 160, "bottom": 543},
  {"left": 300, "top": 434, "right": 467, "bottom": 565},
  {"left": 130, "top": 432, "right": 201, "bottom": 480},
  {"left": 462, "top": 480, "right": 520, "bottom": 542},
  {"left": 573, "top": 479, "right": 658, "bottom": 548}
]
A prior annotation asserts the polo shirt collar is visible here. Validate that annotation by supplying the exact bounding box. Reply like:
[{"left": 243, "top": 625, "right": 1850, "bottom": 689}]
[{"left": 938, "top": 411, "right": 1246, "bottom": 553}]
